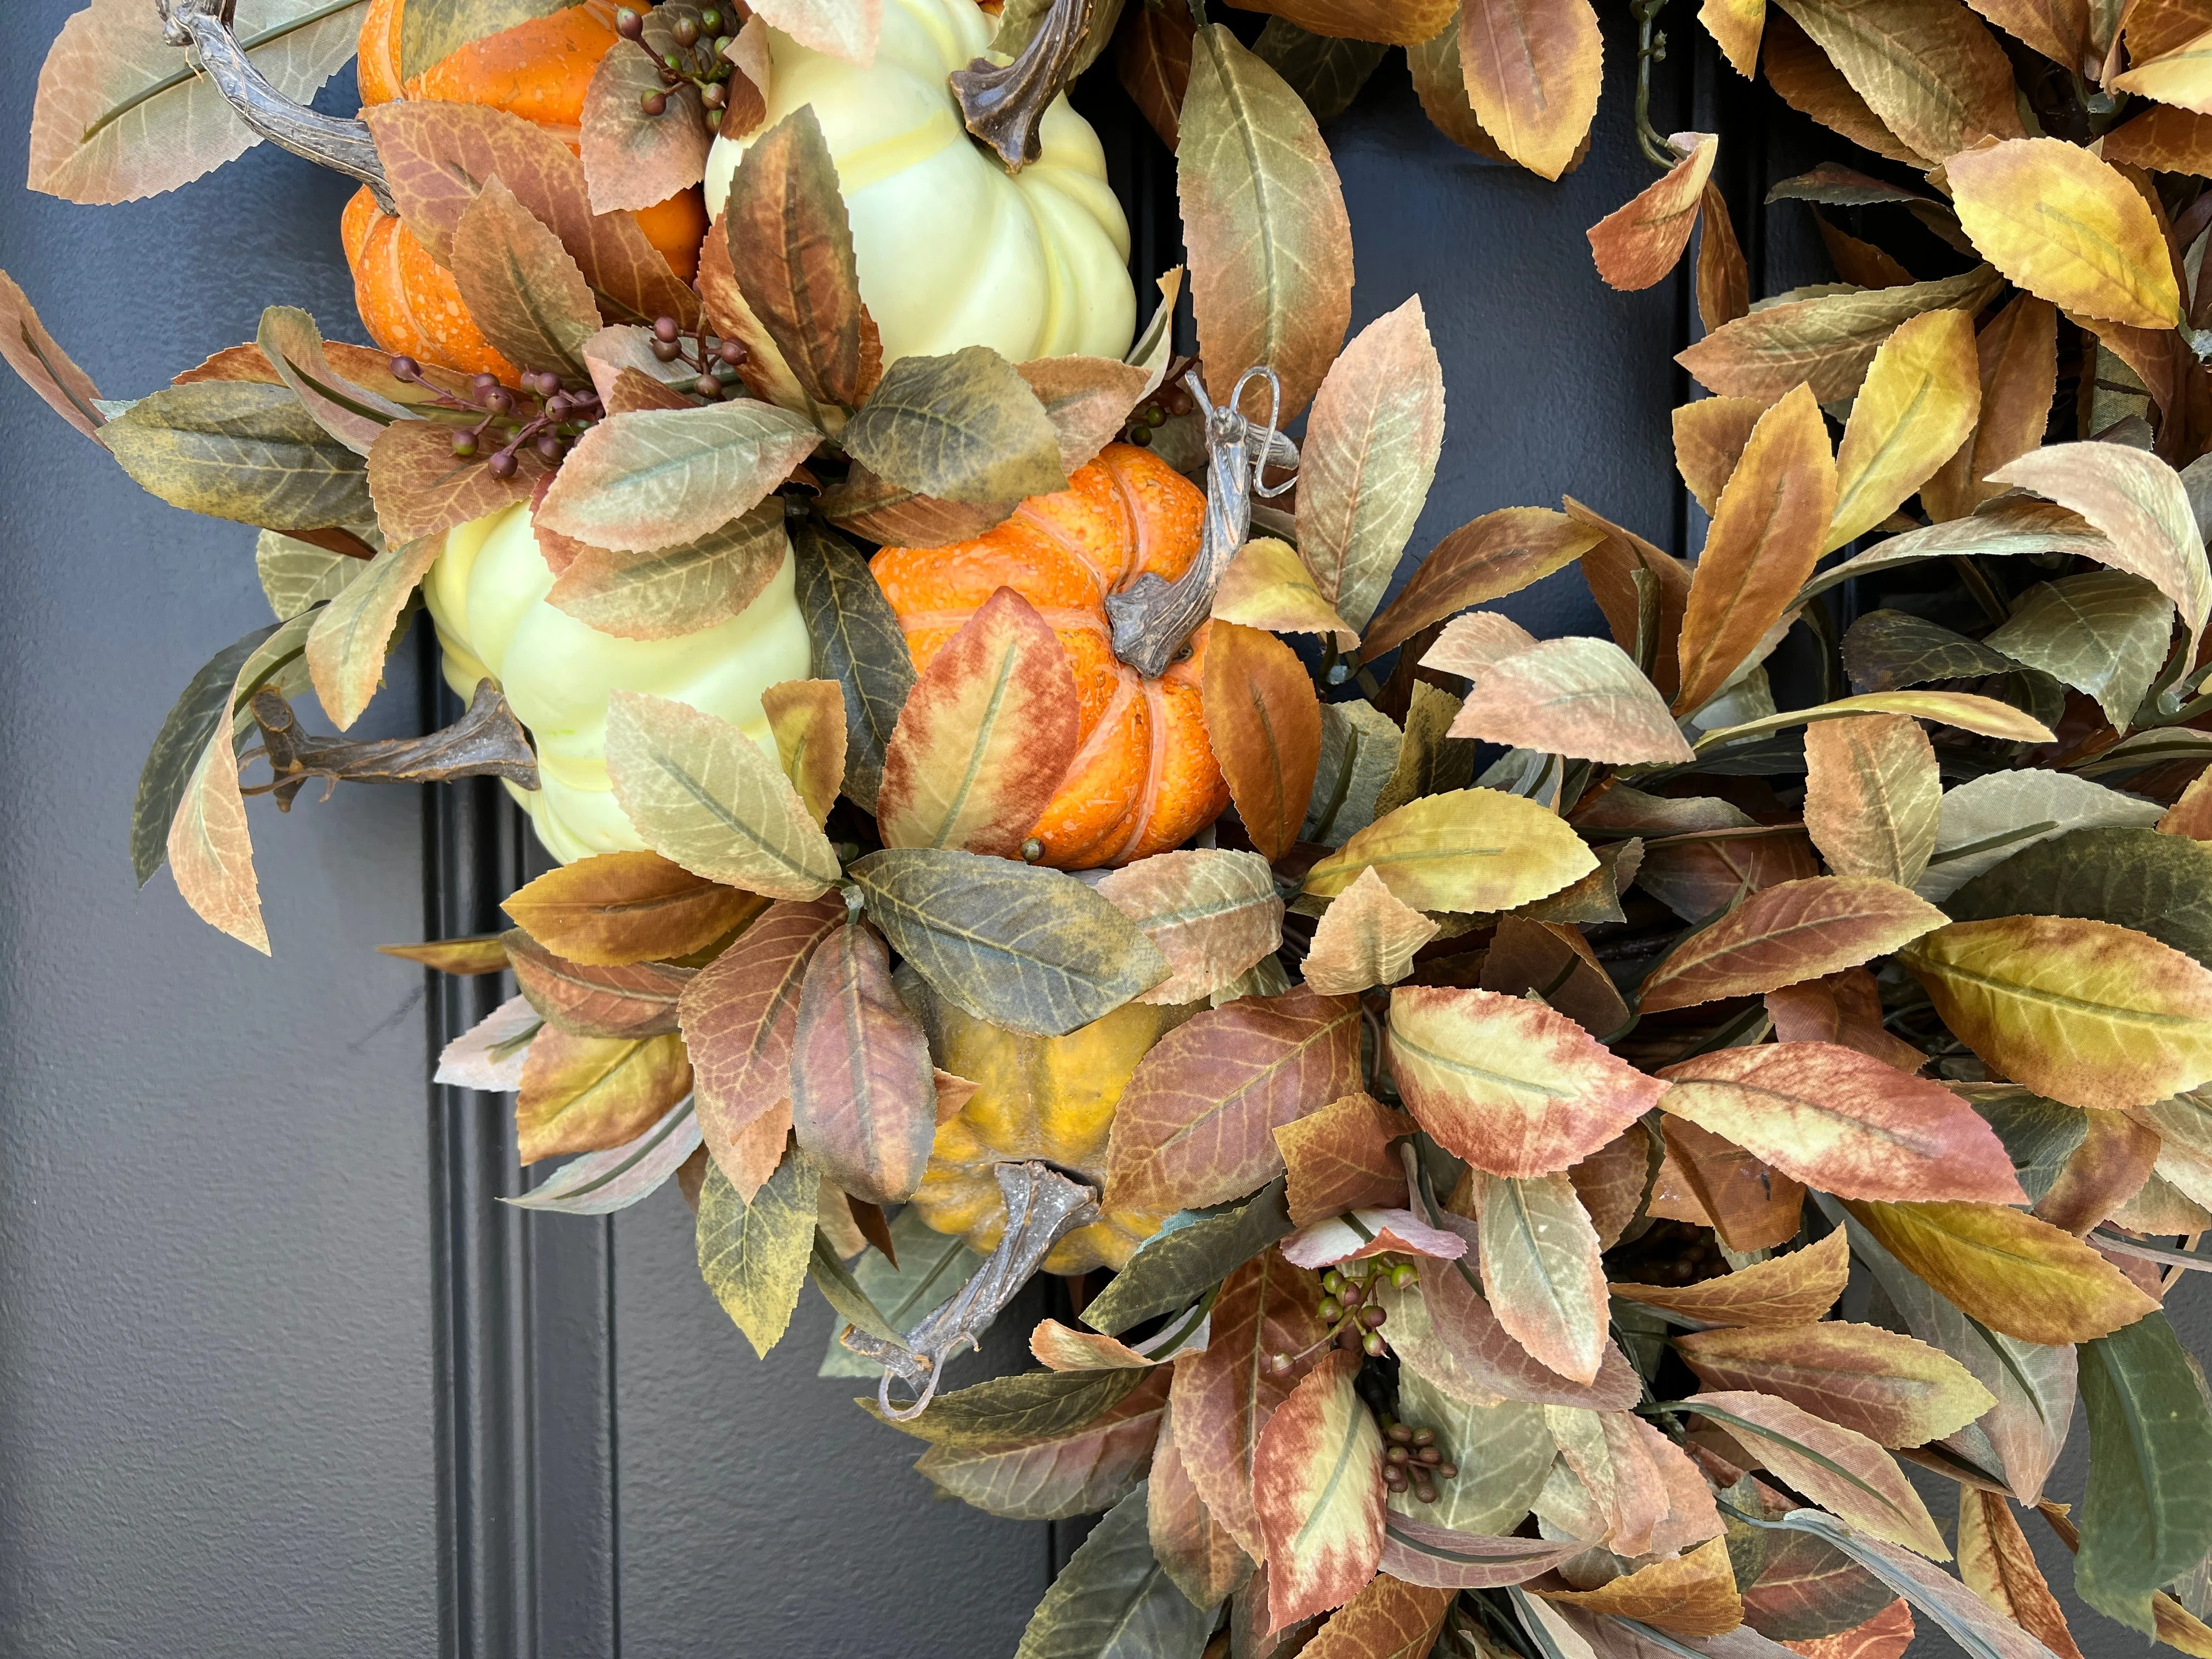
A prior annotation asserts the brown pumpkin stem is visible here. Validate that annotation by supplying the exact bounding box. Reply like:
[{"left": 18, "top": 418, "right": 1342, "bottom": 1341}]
[
  {"left": 1106, "top": 368, "right": 1298, "bottom": 680},
  {"left": 842, "top": 1161, "right": 1099, "bottom": 1421},
  {"left": 950, "top": 0, "right": 1097, "bottom": 172},
  {"left": 241, "top": 679, "right": 540, "bottom": 809},
  {"left": 156, "top": 0, "right": 399, "bottom": 215}
]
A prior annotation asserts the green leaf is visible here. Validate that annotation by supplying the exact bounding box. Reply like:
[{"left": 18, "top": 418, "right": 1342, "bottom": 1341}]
[
  {"left": 807, "top": 1229, "right": 904, "bottom": 1345},
  {"left": 255, "top": 529, "right": 364, "bottom": 621},
  {"left": 1842, "top": 609, "right": 2016, "bottom": 693},
  {"left": 819, "top": 1207, "right": 983, "bottom": 1378},
  {"left": 2078, "top": 1312, "right": 2212, "bottom": 1632},
  {"left": 101, "top": 381, "right": 373, "bottom": 532},
  {"left": 695, "top": 1149, "right": 820, "bottom": 1358},
  {"left": 1916, "top": 770, "right": 2164, "bottom": 902},
  {"left": 1985, "top": 571, "right": 2174, "bottom": 729},
  {"left": 867, "top": 1367, "right": 1151, "bottom": 1448},
  {"left": 1302, "top": 697, "right": 1403, "bottom": 847},
  {"left": 536, "top": 399, "right": 820, "bottom": 553},
  {"left": 1081, "top": 1180, "right": 1293, "bottom": 1335},
  {"left": 1949, "top": 827, "right": 2212, "bottom": 969},
  {"left": 849, "top": 848, "right": 1169, "bottom": 1039},
  {"left": 130, "top": 622, "right": 280, "bottom": 887},
  {"left": 1013, "top": 1484, "right": 1213, "bottom": 1658},
  {"left": 841, "top": 346, "right": 1066, "bottom": 505},
  {"left": 791, "top": 517, "right": 913, "bottom": 814},
  {"left": 1252, "top": 18, "right": 1389, "bottom": 120},
  {"left": 399, "top": 0, "right": 568, "bottom": 80}
]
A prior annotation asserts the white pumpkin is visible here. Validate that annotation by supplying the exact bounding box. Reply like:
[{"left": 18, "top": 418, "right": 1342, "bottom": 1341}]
[
  {"left": 423, "top": 503, "right": 813, "bottom": 864},
  {"left": 703, "top": 0, "right": 1136, "bottom": 366}
]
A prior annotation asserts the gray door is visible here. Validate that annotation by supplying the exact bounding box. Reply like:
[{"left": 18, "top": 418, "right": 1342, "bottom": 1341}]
[{"left": 2, "top": 7, "right": 2090, "bottom": 1657}]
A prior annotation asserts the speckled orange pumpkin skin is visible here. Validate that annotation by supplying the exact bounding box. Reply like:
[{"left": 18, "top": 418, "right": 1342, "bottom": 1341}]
[
  {"left": 870, "top": 443, "right": 1232, "bottom": 868},
  {"left": 347, "top": 0, "right": 709, "bottom": 379}
]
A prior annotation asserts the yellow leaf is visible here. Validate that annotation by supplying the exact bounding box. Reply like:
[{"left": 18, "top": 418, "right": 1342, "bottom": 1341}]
[
  {"left": 1304, "top": 867, "right": 1440, "bottom": 996},
  {"left": 1771, "top": 0, "right": 2023, "bottom": 162},
  {"left": 1702, "top": 0, "right": 1768, "bottom": 76},
  {"left": 1827, "top": 308, "right": 1980, "bottom": 551},
  {"left": 2113, "top": 25, "right": 2212, "bottom": 114},
  {"left": 1458, "top": 0, "right": 1604, "bottom": 180},
  {"left": 1677, "top": 1322, "right": 1995, "bottom": 1447},
  {"left": 1948, "top": 139, "right": 2184, "bottom": 330},
  {"left": 1921, "top": 294, "right": 2058, "bottom": 524},
  {"left": 1902, "top": 915, "right": 2212, "bottom": 1109},
  {"left": 1673, "top": 394, "right": 1769, "bottom": 516},
  {"left": 1678, "top": 268, "right": 2001, "bottom": 403},
  {"left": 1214, "top": 537, "right": 1359, "bottom": 645},
  {"left": 1538, "top": 1537, "right": 1743, "bottom": 1635},
  {"left": 1303, "top": 787, "right": 1596, "bottom": 912},
  {"left": 1694, "top": 690, "right": 2054, "bottom": 751},
  {"left": 1611, "top": 1226, "right": 1849, "bottom": 1327}
]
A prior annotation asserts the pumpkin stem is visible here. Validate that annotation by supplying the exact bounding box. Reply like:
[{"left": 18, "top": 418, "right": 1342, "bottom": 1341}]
[
  {"left": 950, "top": 0, "right": 1098, "bottom": 173},
  {"left": 156, "top": 0, "right": 399, "bottom": 215},
  {"left": 843, "top": 1161, "right": 1100, "bottom": 1421},
  {"left": 1107, "top": 367, "right": 1299, "bottom": 680},
  {"left": 240, "top": 680, "right": 541, "bottom": 809}
]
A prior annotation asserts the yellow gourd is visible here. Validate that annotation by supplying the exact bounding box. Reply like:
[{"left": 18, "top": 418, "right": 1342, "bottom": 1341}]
[
  {"left": 422, "top": 504, "right": 812, "bottom": 862},
  {"left": 703, "top": 0, "right": 1136, "bottom": 366},
  {"left": 908, "top": 990, "right": 1197, "bottom": 1276}
]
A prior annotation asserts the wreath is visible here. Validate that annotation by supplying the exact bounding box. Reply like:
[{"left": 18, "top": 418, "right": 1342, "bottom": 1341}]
[{"left": 14, "top": 0, "right": 2212, "bottom": 1653}]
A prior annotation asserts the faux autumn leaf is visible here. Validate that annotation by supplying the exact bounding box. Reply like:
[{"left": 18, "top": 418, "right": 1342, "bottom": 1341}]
[
  {"left": 1304, "top": 788, "right": 1596, "bottom": 913},
  {"left": 759, "top": 679, "right": 846, "bottom": 825},
  {"left": 1422, "top": 610, "right": 1537, "bottom": 678},
  {"left": 677, "top": 895, "right": 843, "bottom": 1199},
  {"left": 1567, "top": 498, "right": 1693, "bottom": 699},
  {"left": 1640, "top": 877, "right": 1946, "bottom": 1013},
  {"left": 1539, "top": 1538, "right": 1744, "bottom": 1637},
  {"left": 1768, "top": 969, "right": 1928, "bottom": 1073},
  {"left": 503, "top": 851, "right": 764, "bottom": 967},
  {"left": 1901, "top": 916, "right": 2212, "bottom": 1110},
  {"left": 580, "top": 38, "right": 710, "bottom": 216},
  {"left": 1301, "top": 1572, "right": 1453, "bottom": 1659},
  {"left": 2075, "top": 1312, "right": 2212, "bottom": 1634},
  {"left": 517, "top": 1028, "right": 692, "bottom": 1164},
  {"left": 1018, "top": 356, "right": 1154, "bottom": 477},
  {"left": 1171, "top": 1250, "right": 1329, "bottom": 1558},
  {"left": 876, "top": 586, "right": 1079, "bottom": 858},
  {"left": 1280, "top": 1207, "right": 1468, "bottom": 1268},
  {"left": 1825, "top": 308, "right": 1979, "bottom": 552},
  {"left": 1180, "top": 24, "right": 1353, "bottom": 422},
  {"left": 1675, "top": 384, "right": 1838, "bottom": 714},
  {"left": 1212, "top": 539, "right": 1358, "bottom": 645},
  {"left": 1947, "top": 140, "right": 2184, "bottom": 332},
  {"left": 1456, "top": 0, "right": 1604, "bottom": 181},
  {"left": 1296, "top": 297, "right": 1447, "bottom": 632},
  {"left": 1094, "top": 848, "right": 1284, "bottom": 1006},
  {"left": 1673, "top": 396, "right": 1768, "bottom": 517},
  {"left": 1985, "top": 571, "right": 2173, "bottom": 730},
  {"left": 303, "top": 531, "right": 441, "bottom": 730},
  {"left": 1956, "top": 1489, "right": 2085, "bottom": 1659},
  {"left": 1689, "top": 1390, "right": 1948, "bottom": 1558},
  {"left": 1274, "top": 1092, "right": 1418, "bottom": 1227},
  {"left": 1770, "top": 0, "right": 2022, "bottom": 162},
  {"left": 1104, "top": 986, "right": 1363, "bottom": 1212},
  {"left": 1540, "top": 1406, "right": 1677, "bottom": 1554},
  {"left": 1692, "top": 691, "right": 2054, "bottom": 751},
  {"left": 1383, "top": 1248, "right": 1640, "bottom": 1412},
  {"left": 535, "top": 400, "right": 819, "bottom": 554},
  {"left": 914, "top": 1369, "right": 1172, "bottom": 1523},
  {"left": 1302, "top": 868, "right": 1440, "bottom": 996},
  {"left": 1657, "top": 1042, "right": 2022, "bottom": 1203},
  {"left": 1387, "top": 987, "right": 1668, "bottom": 1177},
  {"left": 1202, "top": 621, "right": 1322, "bottom": 864},
  {"left": 1588, "top": 134, "right": 1718, "bottom": 291},
  {"left": 1660, "top": 1116, "right": 1808, "bottom": 1252},
  {"left": 1255, "top": 1350, "right": 1386, "bottom": 1629},
  {"left": 604, "top": 691, "right": 840, "bottom": 900},
  {"left": 788, "top": 922, "right": 935, "bottom": 1206},
  {"left": 504, "top": 929, "right": 689, "bottom": 1039},
  {"left": 1677, "top": 1322, "right": 1995, "bottom": 1447},
  {"left": 1482, "top": 916, "right": 1629, "bottom": 1038},
  {"left": 543, "top": 500, "right": 791, "bottom": 642},
  {"left": 1676, "top": 269, "right": 1996, "bottom": 404},
  {"left": 1802, "top": 715, "right": 1940, "bottom": 888},
  {"left": 1447, "top": 637, "right": 1695, "bottom": 764},
  {"left": 1611, "top": 1226, "right": 1849, "bottom": 1327},
  {"left": 843, "top": 346, "right": 1066, "bottom": 505},
  {"left": 1363, "top": 509, "right": 1604, "bottom": 661},
  {"left": 448, "top": 176, "right": 600, "bottom": 384},
  {"left": 1149, "top": 1398, "right": 1256, "bottom": 1608},
  {"left": 696, "top": 1150, "right": 819, "bottom": 1358},
  {"left": 1468, "top": 1169, "right": 1608, "bottom": 1383},
  {"left": 748, "top": 0, "right": 880, "bottom": 64},
  {"left": 1843, "top": 1198, "right": 2158, "bottom": 1344},
  {"left": 1031, "top": 1319, "right": 1156, "bottom": 1373},
  {"left": 1920, "top": 294, "right": 2058, "bottom": 524}
]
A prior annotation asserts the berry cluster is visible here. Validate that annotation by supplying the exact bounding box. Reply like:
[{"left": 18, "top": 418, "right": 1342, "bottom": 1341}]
[
  {"left": 388, "top": 358, "right": 605, "bottom": 478},
  {"left": 1269, "top": 1255, "right": 1418, "bottom": 1375},
  {"left": 618, "top": 5, "right": 747, "bottom": 130},
  {"left": 1379, "top": 1414, "right": 1460, "bottom": 1505},
  {"left": 648, "top": 313, "right": 749, "bottom": 400},
  {"left": 1121, "top": 356, "right": 1201, "bottom": 448}
]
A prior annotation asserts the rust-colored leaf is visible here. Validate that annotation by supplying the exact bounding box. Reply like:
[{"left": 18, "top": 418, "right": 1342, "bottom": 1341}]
[
  {"left": 1658, "top": 1118, "right": 1808, "bottom": 1252},
  {"left": 1567, "top": 498, "right": 1692, "bottom": 700},
  {"left": 676, "top": 895, "right": 844, "bottom": 1200},
  {"left": 1675, "top": 384, "right": 1838, "bottom": 714},
  {"left": 1958, "top": 1489, "right": 2087, "bottom": 1659},
  {"left": 877, "top": 586, "right": 1078, "bottom": 859},
  {"left": 1589, "top": 134, "right": 1719, "bottom": 291},
  {"left": 1767, "top": 968, "right": 1928, "bottom": 1073},
  {"left": 1612, "top": 1227, "right": 1849, "bottom": 1327},
  {"left": 1770, "top": 0, "right": 2023, "bottom": 162},
  {"left": 448, "top": 176, "right": 601, "bottom": 382},
  {"left": 1640, "top": 877, "right": 1946, "bottom": 1013},
  {"left": 1304, "top": 1572, "right": 1454, "bottom": 1658},
  {"left": 366, "top": 418, "right": 543, "bottom": 543},
  {"left": 1570, "top": 1128, "right": 1653, "bottom": 1250},
  {"left": 1481, "top": 916, "right": 1629, "bottom": 1039},
  {"left": 1699, "top": 182, "right": 1752, "bottom": 330},
  {"left": 1541, "top": 1405, "right": 1679, "bottom": 1555},
  {"left": 0, "top": 270, "right": 101, "bottom": 439},
  {"left": 788, "top": 922, "right": 935, "bottom": 1205},
  {"left": 760, "top": 679, "right": 846, "bottom": 826},
  {"left": 1274, "top": 1092, "right": 1417, "bottom": 1227},
  {"left": 2102, "top": 103, "right": 2212, "bottom": 174},
  {"left": 1150, "top": 1396, "right": 1257, "bottom": 1609},
  {"left": 1364, "top": 509, "right": 1604, "bottom": 661},
  {"left": 516, "top": 1028, "right": 692, "bottom": 1164},
  {"left": 1303, "top": 867, "right": 1440, "bottom": 997},
  {"left": 1689, "top": 1389, "right": 1948, "bottom": 1558},
  {"left": 1255, "top": 1349, "right": 1386, "bottom": 1628},
  {"left": 1678, "top": 1321, "right": 1995, "bottom": 1447},
  {"left": 1117, "top": 0, "right": 1195, "bottom": 149},
  {"left": 505, "top": 929, "right": 691, "bottom": 1039},
  {"left": 1541, "top": 1538, "right": 1744, "bottom": 1636},
  {"left": 580, "top": 37, "right": 710, "bottom": 215},
  {"left": 1388, "top": 987, "right": 1668, "bottom": 1178},
  {"left": 1920, "top": 295, "right": 2058, "bottom": 524},
  {"left": 1457, "top": 0, "right": 1604, "bottom": 180},
  {"left": 1105, "top": 987, "right": 1364, "bottom": 1212},
  {"left": 2036, "top": 1108, "right": 2160, "bottom": 1235},
  {"left": 1094, "top": 848, "right": 1285, "bottom": 1006},
  {"left": 1673, "top": 395, "right": 1768, "bottom": 518},
  {"left": 1203, "top": 620, "right": 1322, "bottom": 864},
  {"left": 1783, "top": 1598, "right": 1916, "bottom": 1659},
  {"left": 503, "top": 851, "right": 766, "bottom": 967},
  {"left": 1018, "top": 356, "right": 1153, "bottom": 477},
  {"left": 1802, "top": 715, "right": 1940, "bottom": 889},
  {"left": 1677, "top": 268, "right": 1998, "bottom": 404}
]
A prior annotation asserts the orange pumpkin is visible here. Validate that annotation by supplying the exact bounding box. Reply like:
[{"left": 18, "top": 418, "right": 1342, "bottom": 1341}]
[
  {"left": 871, "top": 444, "right": 1232, "bottom": 868},
  {"left": 346, "top": 0, "right": 709, "bottom": 379}
]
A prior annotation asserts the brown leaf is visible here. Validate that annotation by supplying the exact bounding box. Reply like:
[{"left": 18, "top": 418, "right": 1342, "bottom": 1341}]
[
  {"left": 1770, "top": 0, "right": 2022, "bottom": 163},
  {"left": 1639, "top": 877, "right": 1946, "bottom": 1012},
  {"left": 789, "top": 922, "right": 935, "bottom": 1205},
  {"left": 1255, "top": 1349, "right": 1386, "bottom": 1628},
  {"left": 2103, "top": 103, "right": 2212, "bottom": 174},
  {"left": 362, "top": 100, "right": 699, "bottom": 331},
  {"left": 516, "top": 1028, "right": 692, "bottom": 1164},
  {"left": 1170, "top": 1250, "right": 1330, "bottom": 1557},
  {"left": 1105, "top": 987, "right": 1364, "bottom": 1212},
  {"left": 1677, "top": 268, "right": 1999, "bottom": 403},
  {"left": 1018, "top": 356, "right": 1153, "bottom": 476},
  {"left": 366, "top": 419, "right": 543, "bottom": 543},
  {"left": 381, "top": 934, "right": 511, "bottom": 975},
  {"left": 1116, "top": 0, "right": 1195, "bottom": 149},
  {"left": 1094, "top": 848, "right": 1286, "bottom": 1006},
  {"left": 1275, "top": 1091, "right": 1418, "bottom": 1226},
  {"left": 1541, "top": 1537, "right": 1745, "bottom": 1636},
  {"left": 1802, "top": 715, "right": 1940, "bottom": 888},
  {"left": 535, "top": 402, "right": 817, "bottom": 554},
  {"left": 814, "top": 464, "right": 1017, "bottom": 549},
  {"left": 1364, "top": 509, "right": 1605, "bottom": 661},
  {"left": 1612, "top": 1226, "right": 1849, "bottom": 1327},
  {"left": 1677, "top": 1322, "right": 1996, "bottom": 1447},
  {"left": 1699, "top": 183, "right": 1752, "bottom": 330},
  {"left": 1458, "top": 0, "right": 1604, "bottom": 180},
  {"left": 760, "top": 679, "right": 847, "bottom": 825},
  {"left": 1180, "top": 24, "right": 1355, "bottom": 420},
  {"left": 1406, "top": 14, "right": 1513, "bottom": 160},
  {"left": 1760, "top": 11, "right": 1922, "bottom": 164},
  {"left": 909, "top": 1368, "right": 1170, "bottom": 1521},
  {"left": 1589, "top": 134, "right": 1719, "bottom": 291},
  {"left": 448, "top": 176, "right": 601, "bottom": 382},
  {"left": 1571, "top": 1128, "right": 1654, "bottom": 1249},
  {"left": 1568, "top": 499, "right": 1693, "bottom": 701},
  {"left": 1150, "top": 1396, "right": 1257, "bottom": 1607},
  {"left": 580, "top": 38, "right": 710, "bottom": 215},
  {"left": 1766, "top": 968, "right": 1928, "bottom": 1073},
  {"left": 1203, "top": 621, "right": 1323, "bottom": 864},
  {"left": 1957, "top": 1489, "right": 2086, "bottom": 1659},
  {"left": 0, "top": 271, "right": 103, "bottom": 439},
  {"left": 1672, "top": 396, "right": 1768, "bottom": 518},
  {"left": 676, "top": 895, "right": 844, "bottom": 1199},
  {"left": 1688, "top": 1389, "right": 1948, "bottom": 1558},
  {"left": 1657, "top": 1117, "right": 1807, "bottom": 1252},
  {"left": 877, "top": 587, "right": 1078, "bottom": 858},
  {"left": 502, "top": 850, "right": 768, "bottom": 967},
  {"left": 1675, "top": 383, "right": 1838, "bottom": 714},
  {"left": 2035, "top": 1107, "right": 2160, "bottom": 1234},
  {"left": 504, "top": 928, "right": 692, "bottom": 1039},
  {"left": 1482, "top": 917, "right": 1629, "bottom": 1037},
  {"left": 1784, "top": 1600, "right": 1916, "bottom": 1659},
  {"left": 1303, "top": 867, "right": 1440, "bottom": 996},
  {"left": 1304, "top": 1573, "right": 1454, "bottom": 1657},
  {"left": 1818, "top": 215, "right": 1916, "bottom": 289}
]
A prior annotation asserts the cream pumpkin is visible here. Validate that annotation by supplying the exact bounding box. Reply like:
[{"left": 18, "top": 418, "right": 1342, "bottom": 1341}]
[
  {"left": 703, "top": 0, "right": 1136, "bottom": 365},
  {"left": 423, "top": 504, "right": 812, "bottom": 863}
]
